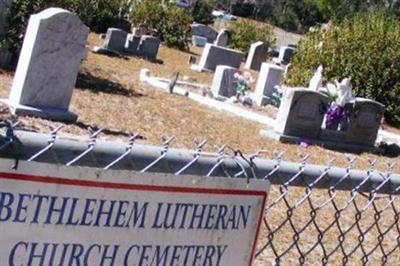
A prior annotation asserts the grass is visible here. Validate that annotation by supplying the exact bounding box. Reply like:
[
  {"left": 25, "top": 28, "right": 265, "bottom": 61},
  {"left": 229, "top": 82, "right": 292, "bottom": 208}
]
[
  {"left": 0, "top": 33, "right": 398, "bottom": 171},
  {"left": 0, "top": 32, "right": 399, "bottom": 264}
]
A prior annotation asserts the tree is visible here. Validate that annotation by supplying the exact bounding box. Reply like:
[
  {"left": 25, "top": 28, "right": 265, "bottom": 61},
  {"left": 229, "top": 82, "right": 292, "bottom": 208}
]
[
  {"left": 192, "top": 0, "right": 214, "bottom": 25},
  {"left": 286, "top": 12, "right": 400, "bottom": 125}
]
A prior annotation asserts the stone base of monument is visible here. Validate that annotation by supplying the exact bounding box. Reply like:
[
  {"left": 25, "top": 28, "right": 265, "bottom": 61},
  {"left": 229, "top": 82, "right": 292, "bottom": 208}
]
[
  {"left": 2, "top": 99, "right": 77, "bottom": 123},
  {"left": 260, "top": 128, "right": 379, "bottom": 153},
  {"left": 92, "top": 46, "right": 122, "bottom": 57},
  {"left": 190, "top": 64, "right": 213, "bottom": 73}
]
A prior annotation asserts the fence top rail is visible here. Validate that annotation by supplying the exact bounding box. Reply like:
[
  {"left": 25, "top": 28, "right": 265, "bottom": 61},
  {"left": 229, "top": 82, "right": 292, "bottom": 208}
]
[{"left": 0, "top": 126, "right": 399, "bottom": 194}]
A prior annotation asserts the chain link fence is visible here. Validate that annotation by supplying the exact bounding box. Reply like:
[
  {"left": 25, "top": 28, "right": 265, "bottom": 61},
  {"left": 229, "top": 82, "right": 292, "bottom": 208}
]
[{"left": 0, "top": 121, "right": 399, "bottom": 265}]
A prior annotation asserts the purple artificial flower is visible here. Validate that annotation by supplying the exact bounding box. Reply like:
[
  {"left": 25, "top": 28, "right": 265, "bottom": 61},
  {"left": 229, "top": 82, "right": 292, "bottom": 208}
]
[{"left": 325, "top": 104, "right": 345, "bottom": 130}]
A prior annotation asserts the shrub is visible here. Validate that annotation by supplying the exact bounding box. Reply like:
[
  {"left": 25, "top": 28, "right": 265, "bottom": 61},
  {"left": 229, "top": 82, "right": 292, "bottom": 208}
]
[
  {"left": 159, "top": 4, "right": 192, "bottom": 50},
  {"left": 192, "top": 0, "right": 214, "bottom": 25},
  {"left": 130, "top": 0, "right": 191, "bottom": 50},
  {"left": 1, "top": 0, "right": 131, "bottom": 58},
  {"left": 231, "top": 2, "right": 255, "bottom": 18},
  {"left": 130, "top": 0, "right": 164, "bottom": 31},
  {"left": 228, "top": 19, "right": 275, "bottom": 53},
  {"left": 286, "top": 13, "right": 400, "bottom": 125}
]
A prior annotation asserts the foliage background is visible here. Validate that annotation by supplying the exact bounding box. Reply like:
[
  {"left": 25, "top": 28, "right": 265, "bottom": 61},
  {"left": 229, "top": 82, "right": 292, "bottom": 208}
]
[
  {"left": 1, "top": 0, "right": 131, "bottom": 55},
  {"left": 286, "top": 12, "right": 400, "bottom": 125},
  {"left": 228, "top": 19, "right": 275, "bottom": 53},
  {"left": 130, "top": 0, "right": 192, "bottom": 50}
]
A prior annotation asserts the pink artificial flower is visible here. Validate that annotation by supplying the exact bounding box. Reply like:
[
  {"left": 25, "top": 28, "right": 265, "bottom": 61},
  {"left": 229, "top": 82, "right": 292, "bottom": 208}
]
[{"left": 299, "top": 141, "right": 309, "bottom": 149}]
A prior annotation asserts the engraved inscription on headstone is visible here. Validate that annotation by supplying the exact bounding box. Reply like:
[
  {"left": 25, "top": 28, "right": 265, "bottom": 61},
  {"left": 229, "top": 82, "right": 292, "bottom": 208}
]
[
  {"left": 275, "top": 89, "right": 329, "bottom": 139},
  {"left": 346, "top": 99, "right": 384, "bottom": 146}
]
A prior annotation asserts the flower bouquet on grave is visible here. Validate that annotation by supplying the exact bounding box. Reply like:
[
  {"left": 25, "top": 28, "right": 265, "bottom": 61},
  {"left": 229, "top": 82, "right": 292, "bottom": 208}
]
[
  {"left": 233, "top": 71, "right": 254, "bottom": 102},
  {"left": 322, "top": 79, "right": 354, "bottom": 130},
  {"left": 270, "top": 85, "right": 283, "bottom": 107},
  {"left": 325, "top": 104, "right": 345, "bottom": 130}
]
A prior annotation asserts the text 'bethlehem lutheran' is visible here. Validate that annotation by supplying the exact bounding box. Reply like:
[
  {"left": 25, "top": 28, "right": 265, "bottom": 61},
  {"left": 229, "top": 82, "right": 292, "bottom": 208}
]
[
  {"left": 0, "top": 192, "right": 251, "bottom": 230},
  {"left": 0, "top": 191, "right": 253, "bottom": 266}
]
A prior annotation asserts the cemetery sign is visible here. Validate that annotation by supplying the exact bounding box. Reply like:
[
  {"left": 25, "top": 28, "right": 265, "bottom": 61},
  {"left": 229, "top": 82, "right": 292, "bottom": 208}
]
[{"left": 0, "top": 159, "right": 269, "bottom": 266}]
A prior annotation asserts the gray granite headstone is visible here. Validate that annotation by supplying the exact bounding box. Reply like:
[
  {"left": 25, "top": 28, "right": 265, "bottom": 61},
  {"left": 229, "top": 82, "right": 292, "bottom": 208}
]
[
  {"left": 275, "top": 89, "right": 329, "bottom": 139},
  {"left": 245, "top": 41, "right": 267, "bottom": 71},
  {"left": 191, "top": 23, "right": 218, "bottom": 43},
  {"left": 124, "top": 33, "right": 141, "bottom": 55},
  {"left": 211, "top": 65, "right": 238, "bottom": 98},
  {"left": 192, "top": 35, "right": 207, "bottom": 47},
  {"left": 138, "top": 35, "right": 160, "bottom": 59},
  {"left": 0, "top": 0, "right": 10, "bottom": 39},
  {"left": 214, "top": 29, "right": 228, "bottom": 47},
  {"left": 254, "top": 63, "right": 284, "bottom": 106},
  {"left": 278, "top": 46, "right": 295, "bottom": 64},
  {"left": 4, "top": 8, "right": 89, "bottom": 122},
  {"left": 193, "top": 43, "right": 244, "bottom": 72},
  {"left": 345, "top": 99, "right": 385, "bottom": 146},
  {"left": 132, "top": 26, "right": 148, "bottom": 37},
  {"left": 104, "top": 28, "right": 128, "bottom": 53}
]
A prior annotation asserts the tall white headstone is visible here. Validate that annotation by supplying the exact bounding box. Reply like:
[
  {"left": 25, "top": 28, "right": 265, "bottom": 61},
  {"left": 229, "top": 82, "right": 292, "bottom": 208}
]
[
  {"left": 254, "top": 63, "right": 284, "bottom": 106},
  {"left": 244, "top": 41, "right": 267, "bottom": 71},
  {"left": 5, "top": 8, "right": 89, "bottom": 122}
]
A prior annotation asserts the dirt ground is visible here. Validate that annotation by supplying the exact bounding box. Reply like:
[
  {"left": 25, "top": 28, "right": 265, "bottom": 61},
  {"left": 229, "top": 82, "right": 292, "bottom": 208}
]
[
  {"left": 0, "top": 33, "right": 398, "bottom": 171},
  {"left": 0, "top": 32, "right": 399, "bottom": 264}
]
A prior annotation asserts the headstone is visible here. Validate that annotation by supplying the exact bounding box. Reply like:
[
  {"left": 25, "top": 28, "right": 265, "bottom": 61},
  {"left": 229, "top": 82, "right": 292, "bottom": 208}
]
[
  {"left": 210, "top": 65, "right": 238, "bottom": 98},
  {"left": 254, "top": 63, "right": 284, "bottom": 106},
  {"left": 214, "top": 29, "right": 228, "bottom": 47},
  {"left": 124, "top": 33, "right": 141, "bottom": 55},
  {"left": 192, "top": 35, "right": 207, "bottom": 47},
  {"left": 132, "top": 25, "right": 148, "bottom": 37},
  {"left": 4, "top": 8, "right": 89, "bottom": 122},
  {"left": 345, "top": 99, "right": 385, "bottom": 146},
  {"left": 0, "top": 0, "right": 11, "bottom": 39},
  {"left": 278, "top": 46, "right": 295, "bottom": 64},
  {"left": 138, "top": 35, "right": 160, "bottom": 59},
  {"left": 244, "top": 41, "right": 267, "bottom": 71},
  {"left": 190, "top": 23, "right": 218, "bottom": 43},
  {"left": 275, "top": 89, "right": 329, "bottom": 139},
  {"left": 0, "top": 48, "right": 12, "bottom": 69},
  {"left": 192, "top": 43, "right": 244, "bottom": 72},
  {"left": 104, "top": 28, "right": 128, "bottom": 53}
]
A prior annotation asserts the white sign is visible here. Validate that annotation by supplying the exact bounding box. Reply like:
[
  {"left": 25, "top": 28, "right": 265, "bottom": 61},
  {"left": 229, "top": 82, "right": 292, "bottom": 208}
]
[{"left": 0, "top": 159, "right": 269, "bottom": 266}]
